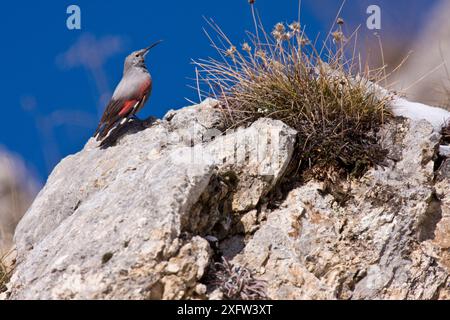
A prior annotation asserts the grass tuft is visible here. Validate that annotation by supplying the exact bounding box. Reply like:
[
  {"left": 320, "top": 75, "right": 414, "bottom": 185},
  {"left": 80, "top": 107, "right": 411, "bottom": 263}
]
[{"left": 194, "top": 9, "right": 393, "bottom": 181}]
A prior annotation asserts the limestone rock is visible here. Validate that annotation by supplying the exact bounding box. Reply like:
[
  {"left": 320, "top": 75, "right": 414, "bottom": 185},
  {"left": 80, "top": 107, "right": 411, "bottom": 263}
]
[
  {"left": 7, "top": 100, "right": 296, "bottom": 299},
  {"left": 5, "top": 98, "right": 450, "bottom": 300},
  {"left": 232, "top": 119, "right": 450, "bottom": 299}
]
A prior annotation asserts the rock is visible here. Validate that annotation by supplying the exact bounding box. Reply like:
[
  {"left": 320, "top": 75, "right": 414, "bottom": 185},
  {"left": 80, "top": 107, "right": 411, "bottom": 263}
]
[
  {"left": 433, "top": 159, "right": 450, "bottom": 283},
  {"left": 7, "top": 100, "right": 296, "bottom": 299},
  {"left": 0, "top": 149, "right": 38, "bottom": 256},
  {"left": 180, "top": 118, "right": 296, "bottom": 236},
  {"left": 200, "top": 118, "right": 296, "bottom": 212},
  {"left": 6, "top": 98, "right": 450, "bottom": 300},
  {"left": 164, "top": 98, "right": 225, "bottom": 146},
  {"left": 232, "top": 119, "right": 450, "bottom": 299}
]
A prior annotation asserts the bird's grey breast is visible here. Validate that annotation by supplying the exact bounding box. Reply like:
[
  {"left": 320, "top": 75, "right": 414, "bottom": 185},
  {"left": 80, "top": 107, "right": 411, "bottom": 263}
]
[{"left": 112, "top": 68, "right": 151, "bottom": 100}]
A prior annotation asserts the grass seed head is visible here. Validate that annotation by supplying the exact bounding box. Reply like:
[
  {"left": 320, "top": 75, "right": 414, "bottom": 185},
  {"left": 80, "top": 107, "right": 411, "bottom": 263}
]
[
  {"left": 225, "top": 45, "right": 237, "bottom": 57},
  {"left": 242, "top": 42, "right": 252, "bottom": 53},
  {"left": 332, "top": 30, "right": 345, "bottom": 43},
  {"left": 289, "top": 21, "right": 301, "bottom": 33}
]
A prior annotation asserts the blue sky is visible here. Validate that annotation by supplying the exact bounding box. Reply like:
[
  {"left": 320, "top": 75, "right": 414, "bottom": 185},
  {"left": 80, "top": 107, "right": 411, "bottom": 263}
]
[{"left": 0, "top": 0, "right": 438, "bottom": 182}]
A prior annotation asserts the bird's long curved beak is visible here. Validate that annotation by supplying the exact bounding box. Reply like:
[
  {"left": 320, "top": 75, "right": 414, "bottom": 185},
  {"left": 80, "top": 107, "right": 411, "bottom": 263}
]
[{"left": 143, "top": 40, "right": 163, "bottom": 56}]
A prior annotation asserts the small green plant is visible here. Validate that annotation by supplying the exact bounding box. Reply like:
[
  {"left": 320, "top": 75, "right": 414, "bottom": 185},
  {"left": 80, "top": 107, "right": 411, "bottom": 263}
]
[{"left": 194, "top": 5, "right": 393, "bottom": 180}]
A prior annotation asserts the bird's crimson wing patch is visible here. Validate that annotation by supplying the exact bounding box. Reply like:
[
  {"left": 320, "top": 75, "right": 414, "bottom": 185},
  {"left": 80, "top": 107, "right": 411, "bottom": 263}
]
[
  {"left": 94, "top": 95, "right": 147, "bottom": 140},
  {"left": 118, "top": 99, "right": 139, "bottom": 117},
  {"left": 94, "top": 98, "right": 130, "bottom": 139},
  {"left": 94, "top": 78, "right": 151, "bottom": 141}
]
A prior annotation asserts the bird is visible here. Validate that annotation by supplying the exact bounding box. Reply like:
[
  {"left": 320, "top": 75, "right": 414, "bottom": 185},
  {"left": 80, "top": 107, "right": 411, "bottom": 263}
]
[{"left": 94, "top": 40, "right": 162, "bottom": 142}]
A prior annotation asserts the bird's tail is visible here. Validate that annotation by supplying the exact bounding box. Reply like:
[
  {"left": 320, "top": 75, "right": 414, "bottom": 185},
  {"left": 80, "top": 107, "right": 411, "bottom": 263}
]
[
  {"left": 93, "top": 123, "right": 104, "bottom": 139},
  {"left": 95, "top": 99, "right": 143, "bottom": 141},
  {"left": 95, "top": 113, "right": 132, "bottom": 141},
  {"left": 95, "top": 121, "right": 117, "bottom": 141}
]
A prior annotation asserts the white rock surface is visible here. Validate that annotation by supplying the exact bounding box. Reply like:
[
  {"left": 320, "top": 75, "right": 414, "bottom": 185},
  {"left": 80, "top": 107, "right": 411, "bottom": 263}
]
[
  {"left": 4, "top": 99, "right": 450, "bottom": 300},
  {"left": 7, "top": 100, "right": 296, "bottom": 299},
  {"left": 232, "top": 119, "right": 450, "bottom": 299},
  {"left": 391, "top": 98, "right": 450, "bottom": 130}
]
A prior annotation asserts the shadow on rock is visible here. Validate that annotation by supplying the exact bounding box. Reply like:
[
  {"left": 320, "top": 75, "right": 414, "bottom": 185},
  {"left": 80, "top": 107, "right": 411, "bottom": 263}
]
[{"left": 99, "top": 116, "right": 158, "bottom": 149}]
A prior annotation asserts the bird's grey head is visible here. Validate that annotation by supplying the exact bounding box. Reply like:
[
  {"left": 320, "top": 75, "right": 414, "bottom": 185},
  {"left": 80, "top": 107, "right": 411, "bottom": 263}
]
[{"left": 124, "top": 40, "right": 162, "bottom": 74}]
